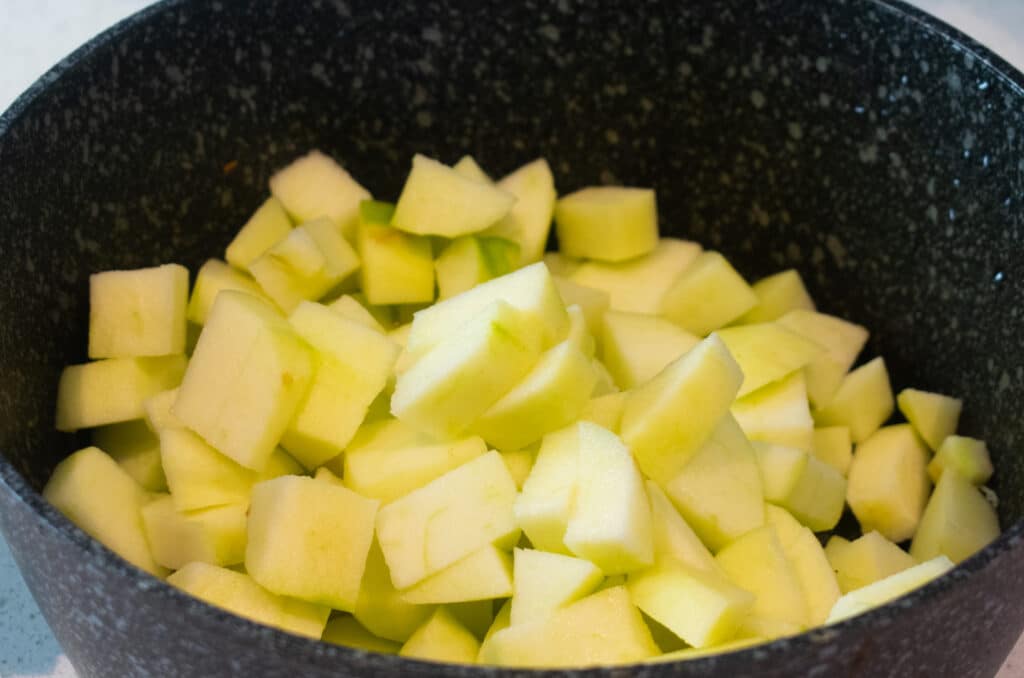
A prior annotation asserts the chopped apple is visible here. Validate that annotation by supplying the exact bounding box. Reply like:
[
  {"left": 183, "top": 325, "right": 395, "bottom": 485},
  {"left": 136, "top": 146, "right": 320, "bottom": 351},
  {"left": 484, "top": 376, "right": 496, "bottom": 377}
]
[
  {"left": 824, "top": 531, "right": 918, "bottom": 594},
  {"left": 510, "top": 548, "right": 603, "bottom": 625},
  {"left": 187, "top": 259, "right": 268, "bottom": 326},
  {"left": 43, "top": 446, "right": 166, "bottom": 577},
  {"left": 141, "top": 494, "right": 247, "bottom": 569},
  {"left": 660, "top": 251, "right": 758, "bottom": 335},
  {"left": 812, "top": 426, "right": 852, "bottom": 476},
  {"left": 812, "top": 356, "right": 893, "bottom": 443},
  {"left": 599, "top": 310, "right": 701, "bottom": 390},
  {"left": 401, "top": 545, "right": 513, "bottom": 604},
  {"left": 56, "top": 355, "right": 187, "bottom": 432},
  {"left": 754, "top": 442, "right": 847, "bottom": 531},
  {"left": 910, "top": 469, "right": 1000, "bottom": 564},
  {"left": 646, "top": 481, "right": 718, "bottom": 572},
  {"left": 846, "top": 424, "right": 931, "bottom": 542},
  {"left": 776, "top": 310, "right": 869, "bottom": 409},
  {"left": 620, "top": 334, "right": 743, "bottom": 484},
  {"left": 732, "top": 371, "right": 814, "bottom": 453},
  {"left": 143, "top": 388, "right": 184, "bottom": 432},
  {"left": 494, "top": 158, "right": 557, "bottom": 265},
  {"left": 354, "top": 539, "right": 434, "bottom": 642},
  {"left": 716, "top": 322, "right": 824, "bottom": 398},
  {"left": 92, "top": 420, "right": 166, "bottom": 492},
  {"left": 736, "top": 269, "right": 816, "bottom": 324},
  {"left": 452, "top": 155, "right": 492, "bottom": 183},
  {"left": 399, "top": 607, "right": 480, "bottom": 664},
  {"left": 344, "top": 436, "right": 487, "bottom": 503},
  {"left": 578, "top": 391, "right": 628, "bottom": 433},
  {"left": 928, "top": 435, "right": 993, "bottom": 485},
  {"left": 552, "top": 276, "right": 610, "bottom": 338},
  {"left": 326, "top": 294, "right": 388, "bottom": 333},
  {"left": 356, "top": 200, "right": 435, "bottom": 305},
  {"left": 514, "top": 425, "right": 580, "bottom": 554},
  {"left": 564, "top": 304, "right": 596, "bottom": 357},
  {"left": 896, "top": 388, "right": 962, "bottom": 452},
  {"left": 826, "top": 556, "right": 954, "bottom": 624},
  {"left": 764, "top": 505, "right": 841, "bottom": 625},
  {"left": 554, "top": 186, "right": 658, "bottom": 262},
  {"left": 226, "top": 197, "right": 293, "bottom": 271},
  {"left": 322, "top": 615, "right": 401, "bottom": 654},
  {"left": 269, "top": 150, "right": 370, "bottom": 239},
  {"left": 435, "top": 235, "right": 519, "bottom": 300}
]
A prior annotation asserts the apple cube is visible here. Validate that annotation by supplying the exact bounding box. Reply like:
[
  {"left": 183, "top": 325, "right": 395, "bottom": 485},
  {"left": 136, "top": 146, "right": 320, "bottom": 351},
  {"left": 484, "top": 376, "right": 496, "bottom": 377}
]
[
  {"left": 391, "top": 154, "right": 516, "bottom": 238},
  {"left": 554, "top": 186, "right": 658, "bottom": 262},
  {"left": 928, "top": 435, "right": 993, "bottom": 485},
  {"left": 246, "top": 475, "right": 379, "bottom": 611},
  {"left": 716, "top": 322, "right": 824, "bottom": 398},
  {"left": 269, "top": 150, "right": 370, "bottom": 239},
  {"left": 436, "top": 235, "right": 519, "bottom": 300},
  {"left": 620, "top": 334, "right": 743, "bottom": 484},
  {"left": 552, "top": 276, "right": 610, "bottom": 339},
  {"left": 754, "top": 442, "right": 847, "bottom": 531},
  {"left": 812, "top": 356, "right": 894, "bottom": 443},
  {"left": 599, "top": 310, "right": 701, "bottom": 389},
  {"left": 226, "top": 196, "right": 293, "bottom": 271},
  {"left": 88, "top": 263, "right": 189, "bottom": 359},
  {"left": 646, "top": 481, "right": 718, "bottom": 573},
  {"left": 910, "top": 469, "right": 1000, "bottom": 564},
  {"left": 777, "top": 310, "right": 869, "bottom": 409},
  {"left": 826, "top": 556, "right": 954, "bottom": 624},
  {"left": 514, "top": 425, "right": 581, "bottom": 554},
  {"left": 168, "top": 562, "right": 329, "bottom": 639},
  {"left": 473, "top": 339, "right": 597, "bottom": 450},
  {"left": 564, "top": 305, "right": 596, "bottom": 357},
  {"left": 452, "top": 155, "right": 492, "bottom": 183},
  {"left": 143, "top": 388, "right": 185, "bottom": 432},
  {"left": 737, "top": 269, "right": 816, "bottom": 324},
  {"left": 578, "top": 391, "right": 628, "bottom": 433},
  {"left": 43, "top": 446, "right": 166, "bottom": 577},
  {"left": 344, "top": 436, "right": 488, "bottom": 503},
  {"left": 847, "top": 425, "right": 931, "bottom": 542},
  {"left": 93, "top": 420, "right": 166, "bottom": 492},
  {"left": 824, "top": 531, "right": 918, "bottom": 593},
  {"left": 494, "top": 158, "right": 557, "bottom": 265},
  {"left": 764, "top": 505, "right": 840, "bottom": 625},
  {"left": 356, "top": 200, "right": 436, "bottom": 304},
  {"left": 660, "top": 251, "right": 758, "bottom": 335},
  {"left": 327, "top": 294, "right": 388, "bottom": 333},
  {"left": 376, "top": 451, "right": 519, "bottom": 589},
  {"left": 897, "top": 388, "right": 962, "bottom": 452},
  {"left": 509, "top": 548, "right": 603, "bottom": 626},
  {"left": 570, "top": 238, "right": 702, "bottom": 314},
  {"left": 322, "top": 615, "right": 400, "bottom": 654},
  {"left": 172, "top": 290, "right": 314, "bottom": 470},
  {"left": 402, "top": 545, "right": 513, "bottom": 604},
  {"left": 732, "top": 371, "right": 815, "bottom": 453},
  {"left": 664, "top": 415, "right": 765, "bottom": 552},
  {"left": 812, "top": 426, "right": 853, "bottom": 475},
  {"left": 399, "top": 607, "right": 480, "bottom": 664},
  {"left": 141, "top": 494, "right": 247, "bottom": 569},
  {"left": 354, "top": 539, "right": 433, "bottom": 642},
  {"left": 56, "top": 354, "right": 187, "bottom": 431},
  {"left": 186, "top": 259, "right": 268, "bottom": 326}
]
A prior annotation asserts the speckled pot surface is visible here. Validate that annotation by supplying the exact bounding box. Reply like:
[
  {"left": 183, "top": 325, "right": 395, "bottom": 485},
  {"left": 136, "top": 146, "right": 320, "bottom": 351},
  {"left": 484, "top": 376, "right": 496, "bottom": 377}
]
[{"left": 1, "top": 0, "right": 1023, "bottom": 676}]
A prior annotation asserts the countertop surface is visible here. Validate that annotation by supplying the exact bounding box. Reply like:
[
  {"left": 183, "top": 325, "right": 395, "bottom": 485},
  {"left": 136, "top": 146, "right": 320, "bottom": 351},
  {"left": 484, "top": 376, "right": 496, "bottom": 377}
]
[{"left": 1, "top": 1, "right": 1023, "bottom": 677}]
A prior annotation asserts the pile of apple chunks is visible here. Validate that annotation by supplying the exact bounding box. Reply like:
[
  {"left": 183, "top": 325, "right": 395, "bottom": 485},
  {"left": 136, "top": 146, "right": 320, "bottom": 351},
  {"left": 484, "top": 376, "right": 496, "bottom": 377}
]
[{"left": 45, "top": 150, "right": 1002, "bottom": 667}]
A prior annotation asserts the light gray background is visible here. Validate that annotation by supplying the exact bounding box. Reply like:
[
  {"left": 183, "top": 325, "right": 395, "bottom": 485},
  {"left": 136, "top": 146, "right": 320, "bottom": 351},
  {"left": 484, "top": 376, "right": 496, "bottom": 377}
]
[{"left": 1, "top": 1, "right": 1022, "bottom": 677}]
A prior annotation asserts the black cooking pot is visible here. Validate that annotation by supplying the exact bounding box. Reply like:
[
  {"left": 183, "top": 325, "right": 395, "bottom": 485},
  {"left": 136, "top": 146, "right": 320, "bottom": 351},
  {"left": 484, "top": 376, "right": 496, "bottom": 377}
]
[{"left": 2, "top": 0, "right": 1023, "bottom": 676}]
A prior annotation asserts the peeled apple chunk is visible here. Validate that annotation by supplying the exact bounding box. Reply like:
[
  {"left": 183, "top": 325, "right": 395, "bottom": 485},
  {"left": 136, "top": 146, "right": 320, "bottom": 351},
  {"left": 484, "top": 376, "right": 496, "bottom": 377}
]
[
  {"left": 754, "top": 442, "right": 847, "bottom": 531},
  {"left": 731, "top": 371, "right": 815, "bottom": 453},
  {"left": 56, "top": 354, "right": 187, "bottom": 432},
  {"left": 327, "top": 294, "right": 388, "bottom": 333},
  {"left": 578, "top": 391, "right": 628, "bottom": 433},
  {"left": 269, "top": 150, "right": 370, "bottom": 239},
  {"left": 479, "top": 586, "right": 659, "bottom": 667},
  {"left": 376, "top": 451, "right": 520, "bottom": 589},
  {"left": 93, "top": 420, "right": 166, "bottom": 492},
  {"left": 452, "top": 155, "right": 491, "bottom": 182},
  {"left": 88, "top": 263, "right": 189, "bottom": 359},
  {"left": 344, "top": 436, "right": 488, "bottom": 503},
  {"left": 599, "top": 311, "right": 701, "bottom": 390},
  {"left": 322, "top": 615, "right": 401, "bottom": 654},
  {"left": 825, "top": 531, "right": 918, "bottom": 594},
  {"left": 391, "top": 154, "right": 516, "bottom": 238},
  {"left": 910, "top": 469, "right": 1000, "bottom": 564},
  {"left": 225, "top": 196, "right": 293, "bottom": 271},
  {"left": 716, "top": 323, "right": 824, "bottom": 398},
  {"left": 357, "top": 200, "right": 436, "bottom": 305},
  {"left": 492, "top": 158, "right": 557, "bottom": 265},
  {"left": 172, "top": 290, "right": 314, "bottom": 471},
  {"left": 813, "top": 357, "right": 894, "bottom": 443},
  {"left": 401, "top": 545, "right": 514, "bottom": 604},
  {"left": 168, "top": 562, "right": 329, "bottom": 639},
  {"left": 246, "top": 475, "right": 379, "bottom": 612},
  {"left": 660, "top": 251, "right": 758, "bottom": 335},
  {"left": 646, "top": 481, "right": 718, "bottom": 572},
  {"left": 826, "top": 556, "right": 954, "bottom": 624},
  {"left": 554, "top": 186, "right": 658, "bottom": 262},
  {"left": 435, "top": 235, "right": 519, "bottom": 300},
  {"left": 776, "top": 310, "right": 869, "bottom": 408},
  {"left": 514, "top": 425, "right": 582, "bottom": 554},
  {"left": 620, "top": 334, "right": 743, "bottom": 485},
  {"left": 43, "top": 446, "right": 166, "bottom": 577},
  {"left": 737, "top": 269, "right": 816, "bottom": 324},
  {"left": 896, "top": 388, "right": 962, "bottom": 452},
  {"left": 186, "top": 259, "right": 267, "bottom": 326},
  {"left": 846, "top": 424, "right": 931, "bottom": 543},
  {"left": 141, "top": 494, "right": 247, "bottom": 570},
  {"left": 510, "top": 548, "right": 604, "bottom": 626},
  {"left": 551, "top": 276, "right": 610, "bottom": 338},
  {"left": 354, "top": 539, "right": 433, "bottom": 643},
  {"left": 764, "top": 505, "right": 840, "bottom": 625},
  {"left": 928, "top": 435, "right": 993, "bottom": 485},
  {"left": 812, "top": 426, "right": 853, "bottom": 476},
  {"left": 399, "top": 607, "right": 481, "bottom": 664}
]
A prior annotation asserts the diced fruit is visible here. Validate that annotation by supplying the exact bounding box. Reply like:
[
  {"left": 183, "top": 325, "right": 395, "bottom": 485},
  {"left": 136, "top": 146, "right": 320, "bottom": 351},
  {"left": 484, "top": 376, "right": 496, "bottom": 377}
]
[
  {"left": 847, "top": 425, "right": 931, "bottom": 542},
  {"left": 645, "top": 638, "right": 766, "bottom": 663},
  {"left": 314, "top": 466, "right": 344, "bottom": 485},
  {"left": 141, "top": 494, "right": 247, "bottom": 569},
  {"left": 249, "top": 217, "right": 361, "bottom": 313},
  {"left": 269, "top": 150, "right": 370, "bottom": 239},
  {"left": 43, "top": 447, "right": 166, "bottom": 576},
  {"left": 479, "top": 586, "right": 659, "bottom": 667},
  {"left": 92, "top": 420, "right": 166, "bottom": 492},
  {"left": 569, "top": 238, "right": 702, "bottom": 314},
  {"left": 510, "top": 548, "right": 603, "bottom": 625},
  {"left": 435, "top": 236, "right": 518, "bottom": 300},
  {"left": 824, "top": 531, "right": 917, "bottom": 593},
  {"left": 910, "top": 469, "right": 1000, "bottom": 564},
  {"left": 246, "top": 475, "right": 379, "bottom": 611},
  {"left": 354, "top": 539, "right": 433, "bottom": 642},
  {"left": 514, "top": 426, "right": 580, "bottom": 554},
  {"left": 928, "top": 435, "right": 993, "bottom": 485},
  {"left": 776, "top": 310, "right": 869, "bottom": 409},
  {"left": 281, "top": 302, "right": 399, "bottom": 469},
  {"left": 143, "top": 388, "right": 184, "bottom": 432},
  {"left": 716, "top": 323, "right": 824, "bottom": 398},
  {"left": 552, "top": 276, "right": 610, "bottom": 337},
  {"left": 327, "top": 294, "right": 387, "bottom": 333},
  {"left": 88, "top": 264, "right": 189, "bottom": 359},
  {"left": 392, "top": 301, "right": 542, "bottom": 439},
  {"left": 399, "top": 607, "right": 480, "bottom": 664},
  {"left": 896, "top": 388, "right": 962, "bottom": 452},
  {"left": 660, "top": 251, "right": 757, "bottom": 335},
  {"left": 715, "top": 526, "right": 809, "bottom": 629},
  {"left": 578, "top": 392, "right": 628, "bottom": 433},
  {"left": 620, "top": 334, "right": 743, "bottom": 484},
  {"left": 664, "top": 415, "right": 765, "bottom": 552},
  {"left": 56, "top": 355, "right": 187, "bottom": 432},
  {"left": 346, "top": 416, "right": 432, "bottom": 454},
  {"left": 826, "top": 556, "right": 954, "bottom": 624},
  {"left": 627, "top": 561, "right": 754, "bottom": 649},
  {"left": 813, "top": 357, "right": 893, "bottom": 443},
  {"left": 494, "top": 158, "right": 557, "bottom": 265},
  {"left": 564, "top": 305, "right": 596, "bottom": 357},
  {"left": 812, "top": 426, "right": 852, "bottom": 476},
  {"left": 499, "top": 448, "right": 536, "bottom": 490},
  {"left": 600, "top": 311, "right": 701, "bottom": 390},
  {"left": 402, "top": 545, "right": 513, "bottom": 604},
  {"left": 732, "top": 372, "right": 814, "bottom": 453},
  {"left": 473, "top": 339, "right": 596, "bottom": 450},
  {"left": 172, "top": 290, "right": 314, "bottom": 470},
  {"left": 554, "top": 187, "right": 658, "bottom": 262},
  {"left": 376, "top": 451, "right": 519, "bottom": 589},
  {"left": 356, "top": 201, "right": 435, "bottom": 305},
  {"left": 646, "top": 481, "right": 718, "bottom": 572},
  {"left": 754, "top": 442, "right": 847, "bottom": 531},
  {"left": 764, "top": 505, "right": 840, "bottom": 625},
  {"left": 563, "top": 423, "right": 653, "bottom": 574},
  {"left": 345, "top": 436, "right": 487, "bottom": 503},
  {"left": 452, "top": 155, "right": 491, "bottom": 183},
  {"left": 187, "top": 260, "right": 268, "bottom": 327},
  {"left": 544, "top": 252, "right": 581, "bottom": 277},
  {"left": 226, "top": 197, "right": 293, "bottom": 271},
  {"left": 322, "top": 615, "right": 401, "bottom": 654},
  {"left": 168, "top": 562, "right": 329, "bottom": 638},
  {"left": 391, "top": 154, "right": 516, "bottom": 238},
  {"left": 737, "top": 270, "right": 816, "bottom": 324},
  {"left": 405, "top": 261, "right": 568, "bottom": 360}
]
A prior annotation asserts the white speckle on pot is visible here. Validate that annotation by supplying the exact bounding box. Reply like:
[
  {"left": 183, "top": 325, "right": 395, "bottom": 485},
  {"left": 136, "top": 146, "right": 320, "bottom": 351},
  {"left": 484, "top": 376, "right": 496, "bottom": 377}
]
[
  {"left": 750, "top": 90, "right": 766, "bottom": 109},
  {"left": 787, "top": 122, "right": 803, "bottom": 140}
]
